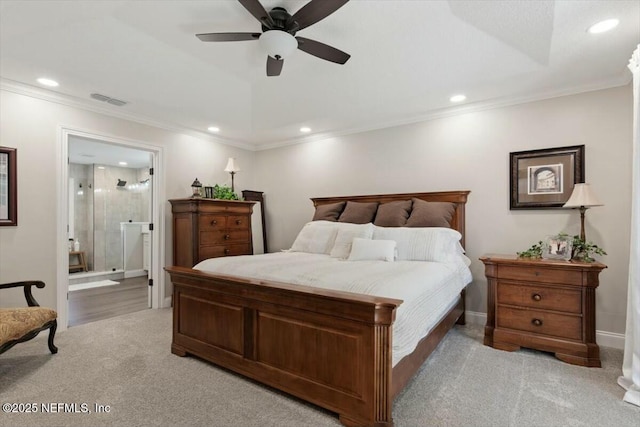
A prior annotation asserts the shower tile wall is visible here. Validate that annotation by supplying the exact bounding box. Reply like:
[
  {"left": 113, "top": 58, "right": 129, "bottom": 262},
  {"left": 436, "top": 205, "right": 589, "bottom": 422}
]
[
  {"left": 69, "top": 164, "right": 150, "bottom": 273},
  {"left": 69, "top": 163, "right": 94, "bottom": 270}
]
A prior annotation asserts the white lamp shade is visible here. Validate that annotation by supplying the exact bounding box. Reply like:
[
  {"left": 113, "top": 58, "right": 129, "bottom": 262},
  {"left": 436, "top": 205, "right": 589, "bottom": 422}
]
[
  {"left": 224, "top": 157, "right": 240, "bottom": 173},
  {"left": 563, "top": 183, "right": 603, "bottom": 208},
  {"left": 259, "top": 30, "right": 297, "bottom": 60}
]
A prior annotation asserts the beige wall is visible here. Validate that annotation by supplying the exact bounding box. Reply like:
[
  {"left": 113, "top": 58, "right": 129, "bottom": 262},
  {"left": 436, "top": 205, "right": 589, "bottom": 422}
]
[
  {"left": 0, "top": 85, "right": 632, "bottom": 337},
  {"left": 0, "top": 89, "right": 255, "bottom": 309},
  {"left": 254, "top": 85, "right": 633, "bottom": 335}
]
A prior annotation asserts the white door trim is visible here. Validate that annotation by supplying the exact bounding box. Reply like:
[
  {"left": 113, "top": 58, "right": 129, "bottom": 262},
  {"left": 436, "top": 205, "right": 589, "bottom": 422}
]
[{"left": 56, "top": 125, "right": 166, "bottom": 331}]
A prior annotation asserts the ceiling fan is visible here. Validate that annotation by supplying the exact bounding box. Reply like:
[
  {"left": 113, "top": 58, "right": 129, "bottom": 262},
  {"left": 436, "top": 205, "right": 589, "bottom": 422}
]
[{"left": 196, "top": 0, "right": 351, "bottom": 76}]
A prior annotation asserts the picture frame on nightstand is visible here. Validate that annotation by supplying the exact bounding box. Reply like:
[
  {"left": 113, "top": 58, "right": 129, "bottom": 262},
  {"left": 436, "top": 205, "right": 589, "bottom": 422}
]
[{"left": 542, "top": 234, "right": 573, "bottom": 260}]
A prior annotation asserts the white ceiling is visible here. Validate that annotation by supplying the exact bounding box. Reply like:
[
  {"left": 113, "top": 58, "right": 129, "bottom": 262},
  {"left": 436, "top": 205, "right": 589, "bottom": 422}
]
[
  {"left": 68, "top": 135, "right": 152, "bottom": 169},
  {"left": 1, "top": 1, "right": 638, "bottom": 149}
]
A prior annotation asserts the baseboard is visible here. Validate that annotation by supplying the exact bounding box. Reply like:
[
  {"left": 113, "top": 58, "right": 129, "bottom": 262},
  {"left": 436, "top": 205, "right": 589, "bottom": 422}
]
[
  {"left": 466, "top": 311, "right": 487, "bottom": 326},
  {"left": 163, "top": 296, "right": 172, "bottom": 308},
  {"left": 595, "top": 330, "right": 626, "bottom": 350},
  {"left": 464, "top": 311, "right": 625, "bottom": 350}
]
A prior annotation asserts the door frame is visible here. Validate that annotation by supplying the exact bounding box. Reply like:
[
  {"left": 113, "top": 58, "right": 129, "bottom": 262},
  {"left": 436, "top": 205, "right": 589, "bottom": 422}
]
[{"left": 56, "top": 126, "right": 166, "bottom": 331}]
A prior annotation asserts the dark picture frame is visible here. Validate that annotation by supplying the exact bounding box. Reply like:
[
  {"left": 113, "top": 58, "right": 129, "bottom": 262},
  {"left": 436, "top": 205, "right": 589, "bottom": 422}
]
[
  {"left": 204, "top": 186, "right": 214, "bottom": 199},
  {"left": 510, "top": 145, "right": 585, "bottom": 209},
  {"left": 0, "top": 146, "right": 17, "bottom": 226}
]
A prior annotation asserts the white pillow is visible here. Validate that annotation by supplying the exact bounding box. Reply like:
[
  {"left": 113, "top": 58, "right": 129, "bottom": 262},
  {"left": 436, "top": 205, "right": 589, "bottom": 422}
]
[
  {"left": 347, "top": 238, "right": 396, "bottom": 262},
  {"left": 290, "top": 221, "right": 338, "bottom": 254},
  {"left": 330, "top": 223, "right": 374, "bottom": 259},
  {"left": 373, "top": 226, "right": 462, "bottom": 263}
]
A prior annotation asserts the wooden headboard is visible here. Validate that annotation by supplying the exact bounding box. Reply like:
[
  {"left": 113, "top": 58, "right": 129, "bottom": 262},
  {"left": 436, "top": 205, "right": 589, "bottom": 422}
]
[{"left": 310, "top": 191, "right": 470, "bottom": 248}]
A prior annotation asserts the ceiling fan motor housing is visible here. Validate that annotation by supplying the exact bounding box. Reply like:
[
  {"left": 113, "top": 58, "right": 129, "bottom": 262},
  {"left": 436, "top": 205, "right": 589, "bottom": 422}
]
[{"left": 261, "top": 7, "right": 299, "bottom": 35}]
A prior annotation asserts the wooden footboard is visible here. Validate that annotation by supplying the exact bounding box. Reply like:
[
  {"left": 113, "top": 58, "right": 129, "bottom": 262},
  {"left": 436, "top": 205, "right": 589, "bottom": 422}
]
[{"left": 167, "top": 266, "right": 404, "bottom": 426}]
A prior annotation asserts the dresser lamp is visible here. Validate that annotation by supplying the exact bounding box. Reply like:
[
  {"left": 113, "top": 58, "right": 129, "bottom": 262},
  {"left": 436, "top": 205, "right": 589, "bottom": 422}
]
[
  {"left": 224, "top": 158, "right": 240, "bottom": 192},
  {"left": 191, "top": 178, "right": 202, "bottom": 198},
  {"left": 563, "top": 183, "right": 603, "bottom": 241}
]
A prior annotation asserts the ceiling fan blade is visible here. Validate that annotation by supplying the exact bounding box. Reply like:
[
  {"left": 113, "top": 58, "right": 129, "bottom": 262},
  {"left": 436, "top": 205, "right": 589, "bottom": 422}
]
[
  {"left": 296, "top": 37, "right": 350, "bottom": 64},
  {"left": 266, "top": 56, "right": 283, "bottom": 76},
  {"left": 290, "top": 0, "right": 349, "bottom": 31},
  {"left": 196, "top": 32, "right": 260, "bottom": 42},
  {"left": 238, "top": 0, "right": 275, "bottom": 28}
]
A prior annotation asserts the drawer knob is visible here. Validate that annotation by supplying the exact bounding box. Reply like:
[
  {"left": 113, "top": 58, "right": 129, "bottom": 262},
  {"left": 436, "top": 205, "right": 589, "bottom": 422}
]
[
  {"left": 532, "top": 293, "right": 542, "bottom": 301},
  {"left": 531, "top": 318, "right": 543, "bottom": 327},
  {"left": 224, "top": 248, "right": 230, "bottom": 255},
  {"left": 211, "top": 220, "right": 217, "bottom": 225},
  {"left": 534, "top": 271, "right": 540, "bottom": 276},
  {"left": 224, "top": 234, "right": 230, "bottom": 240},
  {"left": 236, "top": 219, "right": 242, "bottom": 225}
]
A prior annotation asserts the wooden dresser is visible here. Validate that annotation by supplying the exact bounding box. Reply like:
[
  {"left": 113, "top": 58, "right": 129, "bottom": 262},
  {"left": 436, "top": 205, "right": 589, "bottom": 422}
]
[
  {"left": 480, "top": 254, "right": 606, "bottom": 367},
  {"left": 169, "top": 198, "right": 255, "bottom": 267}
]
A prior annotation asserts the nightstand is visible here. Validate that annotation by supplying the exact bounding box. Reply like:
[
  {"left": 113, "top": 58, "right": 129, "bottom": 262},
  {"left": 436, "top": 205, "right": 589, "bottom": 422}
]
[{"left": 480, "top": 254, "right": 606, "bottom": 367}]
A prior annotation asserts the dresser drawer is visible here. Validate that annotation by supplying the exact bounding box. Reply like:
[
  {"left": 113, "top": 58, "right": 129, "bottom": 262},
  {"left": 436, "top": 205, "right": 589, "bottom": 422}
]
[
  {"left": 199, "top": 244, "right": 251, "bottom": 260},
  {"left": 497, "top": 282, "right": 581, "bottom": 314},
  {"left": 227, "top": 215, "right": 249, "bottom": 229},
  {"left": 497, "top": 306, "right": 582, "bottom": 341},
  {"left": 498, "top": 265, "right": 582, "bottom": 285},
  {"left": 200, "top": 229, "right": 251, "bottom": 245},
  {"left": 199, "top": 215, "right": 226, "bottom": 231}
]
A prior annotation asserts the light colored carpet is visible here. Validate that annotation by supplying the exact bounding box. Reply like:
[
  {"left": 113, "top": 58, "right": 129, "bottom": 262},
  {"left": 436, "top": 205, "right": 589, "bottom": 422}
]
[
  {"left": 68, "top": 280, "right": 119, "bottom": 292},
  {"left": 0, "top": 309, "right": 638, "bottom": 427}
]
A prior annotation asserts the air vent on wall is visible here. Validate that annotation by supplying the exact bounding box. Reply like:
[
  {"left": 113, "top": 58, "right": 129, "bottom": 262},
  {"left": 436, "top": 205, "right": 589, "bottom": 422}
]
[{"left": 90, "top": 93, "right": 128, "bottom": 107}]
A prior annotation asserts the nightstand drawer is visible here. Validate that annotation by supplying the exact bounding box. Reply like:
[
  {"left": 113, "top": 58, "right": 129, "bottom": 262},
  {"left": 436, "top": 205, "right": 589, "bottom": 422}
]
[
  {"left": 498, "top": 265, "right": 582, "bottom": 285},
  {"left": 497, "top": 282, "right": 581, "bottom": 313},
  {"left": 497, "top": 306, "right": 582, "bottom": 341}
]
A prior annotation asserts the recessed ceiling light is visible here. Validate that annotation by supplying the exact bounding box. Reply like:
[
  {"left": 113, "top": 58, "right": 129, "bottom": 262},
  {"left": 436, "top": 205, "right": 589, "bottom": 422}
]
[
  {"left": 207, "top": 126, "right": 220, "bottom": 133},
  {"left": 300, "top": 127, "right": 311, "bottom": 133},
  {"left": 588, "top": 19, "right": 619, "bottom": 34},
  {"left": 119, "top": 161, "right": 128, "bottom": 166},
  {"left": 36, "top": 77, "right": 59, "bottom": 87},
  {"left": 450, "top": 94, "right": 466, "bottom": 103}
]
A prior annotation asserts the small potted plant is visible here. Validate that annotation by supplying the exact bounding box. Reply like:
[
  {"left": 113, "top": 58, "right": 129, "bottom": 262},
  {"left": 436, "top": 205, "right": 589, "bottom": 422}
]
[
  {"left": 517, "top": 232, "right": 606, "bottom": 263},
  {"left": 212, "top": 184, "right": 239, "bottom": 200}
]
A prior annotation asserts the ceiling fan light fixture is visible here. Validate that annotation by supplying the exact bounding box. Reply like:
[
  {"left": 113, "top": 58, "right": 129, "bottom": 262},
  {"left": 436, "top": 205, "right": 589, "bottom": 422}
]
[{"left": 259, "top": 30, "right": 297, "bottom": 60}]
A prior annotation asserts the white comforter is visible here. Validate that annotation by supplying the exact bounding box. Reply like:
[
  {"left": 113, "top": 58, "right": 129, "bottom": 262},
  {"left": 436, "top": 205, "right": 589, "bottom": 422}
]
[{"left": 194, "top": 252, "right": 472, "bottom": 366}]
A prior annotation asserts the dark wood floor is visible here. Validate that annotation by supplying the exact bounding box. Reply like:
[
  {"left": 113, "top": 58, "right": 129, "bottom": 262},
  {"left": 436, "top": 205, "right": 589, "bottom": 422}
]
[{"left": 68, "top": 276, "right": 149, "bottom": 327}]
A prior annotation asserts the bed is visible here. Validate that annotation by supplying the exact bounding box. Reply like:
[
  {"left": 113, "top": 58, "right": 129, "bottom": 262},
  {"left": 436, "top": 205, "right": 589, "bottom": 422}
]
[{"left": 166, "top": 191, "right": 470, "bottom": 426}]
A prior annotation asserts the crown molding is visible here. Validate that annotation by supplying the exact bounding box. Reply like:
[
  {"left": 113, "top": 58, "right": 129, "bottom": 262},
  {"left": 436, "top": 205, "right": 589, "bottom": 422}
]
[
  {"left": 0, "top": 78, "right": 257, "bottom": 152},
  {"left": 3, "top": 73, "right": 631, "bottom": 154},
  {"left": 255, "top": 73, "right": 632, "bottom": 151}
]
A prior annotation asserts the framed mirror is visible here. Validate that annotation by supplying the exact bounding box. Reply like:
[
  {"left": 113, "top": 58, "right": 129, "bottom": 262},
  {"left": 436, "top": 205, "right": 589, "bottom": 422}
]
[{"left": 0, "top": 146, "right": 17, "bottom": 226}]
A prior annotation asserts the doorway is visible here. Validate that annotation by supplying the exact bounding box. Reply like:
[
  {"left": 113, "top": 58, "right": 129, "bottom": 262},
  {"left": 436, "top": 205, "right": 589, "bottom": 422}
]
[
  {"left": 67, "top": 136, "right": 152, "bottom": 325},
  {"left": 57, "top": 127, "right": 165, "bottom": 330}
]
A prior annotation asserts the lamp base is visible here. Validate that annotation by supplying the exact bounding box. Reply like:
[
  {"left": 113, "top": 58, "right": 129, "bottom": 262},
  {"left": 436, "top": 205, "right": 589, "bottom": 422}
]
[{"left": 579, "top": 206, "right": 587, "bottom": 241}]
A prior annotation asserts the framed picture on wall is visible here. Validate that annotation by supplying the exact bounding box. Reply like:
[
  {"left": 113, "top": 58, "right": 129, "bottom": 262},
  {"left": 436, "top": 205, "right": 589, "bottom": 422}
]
[
  {"left": 510, "top": 145, "right": 585, "bottom": 209},
  {"left": 0, "top": 146, "right": 17, "bottom": 226}
]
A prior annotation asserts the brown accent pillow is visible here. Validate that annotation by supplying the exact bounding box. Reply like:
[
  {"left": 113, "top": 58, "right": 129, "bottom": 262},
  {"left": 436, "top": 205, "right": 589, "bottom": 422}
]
[
  {"left": 405, "top": 199, "right": 455, "bottom": 227},
  {"left": 312, "top": 202, "right": 345, "bottom": 221},
  {"left": 338, "top": 201, "right": 379, "bottom": 224},
  {"left": 373, "top": 200, "right": 412, "bottom": 227}
]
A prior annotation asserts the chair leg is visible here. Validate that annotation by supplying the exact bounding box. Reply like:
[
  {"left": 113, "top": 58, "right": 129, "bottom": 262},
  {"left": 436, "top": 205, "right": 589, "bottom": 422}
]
[{"left": 48, "top": 320, "right": 58, "bottom": 354}]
